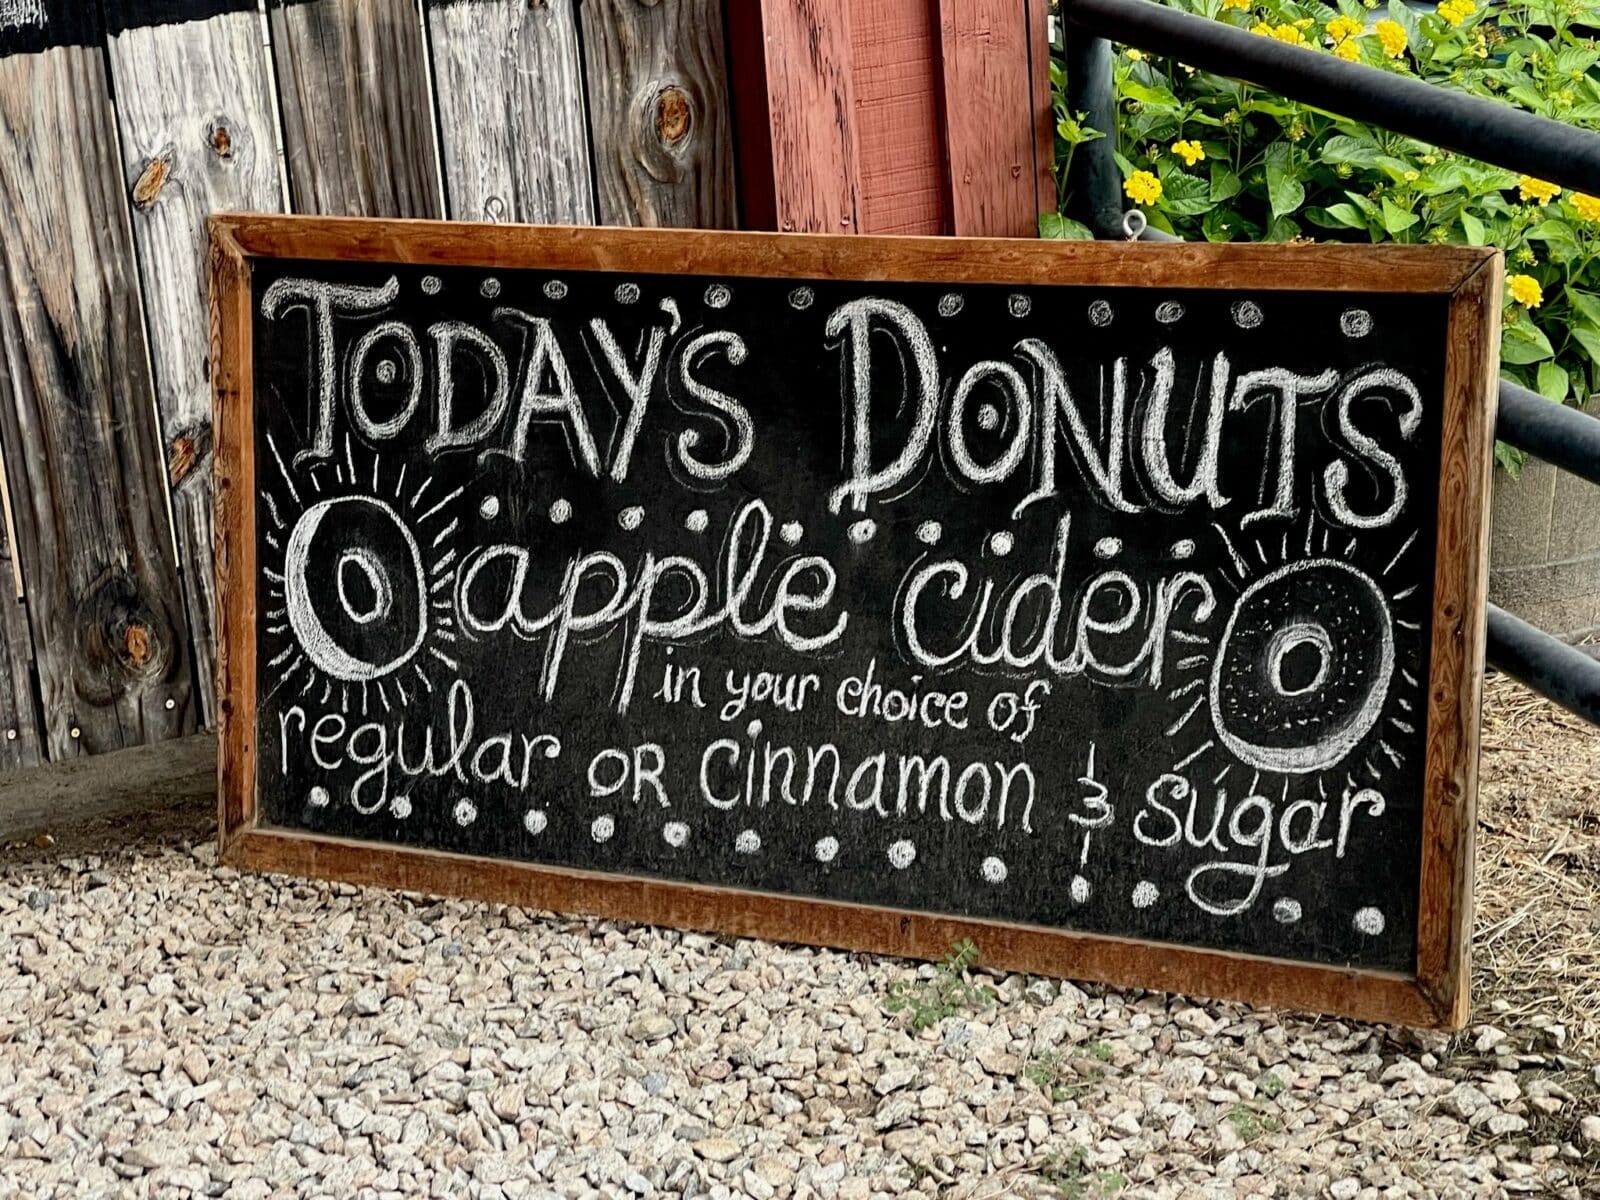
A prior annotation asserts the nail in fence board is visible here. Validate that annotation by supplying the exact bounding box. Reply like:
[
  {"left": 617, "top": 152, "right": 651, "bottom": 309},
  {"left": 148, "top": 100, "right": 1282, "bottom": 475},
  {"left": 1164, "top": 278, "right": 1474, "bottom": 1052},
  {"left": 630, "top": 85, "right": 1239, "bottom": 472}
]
[
  {"left": 106, "top": 0, "right": 286, "bottom": 727},
  {"left": 579, "top": 0, "right": 736, "bottom": 231},
  {"left": 424, "top": 0, "right": 594, "bottom": 225},
  {"left": 212, "top": 217, "right": 1499, "bottom": 1027},
  {"left": 267, "top": 0, "right": 443, "bottom": 219},
  {"left": 0, "top": 6, "right": 195, "bottom": 759}
]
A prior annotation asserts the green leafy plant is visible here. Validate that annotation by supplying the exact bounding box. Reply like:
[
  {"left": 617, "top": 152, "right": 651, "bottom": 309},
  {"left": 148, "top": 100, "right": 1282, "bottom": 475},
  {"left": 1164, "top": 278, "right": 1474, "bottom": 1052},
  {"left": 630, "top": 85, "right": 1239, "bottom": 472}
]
[
  {"left": 882, "top": 938, "right": 997, "bottom": 1029},
  {"left": 1225, "top": 1100, "right": 1283, "bottom": 1142},
  {"left": 1023, "top": 1048, "right": 1103, "bottom": 1102},
  {"left": 1048, "top": 0, "right": 1600, "bottom": 466},
  {"left": 1039, "top": 1147, "right": 1129, "bottom": 1199}
]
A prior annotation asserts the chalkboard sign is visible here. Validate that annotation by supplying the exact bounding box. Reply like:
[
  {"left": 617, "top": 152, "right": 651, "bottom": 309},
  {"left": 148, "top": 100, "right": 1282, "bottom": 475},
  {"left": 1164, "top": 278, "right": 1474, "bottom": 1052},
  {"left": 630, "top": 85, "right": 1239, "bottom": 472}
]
[{"left": 211, "top": 217, "right": 1500, "bottom": 1027}]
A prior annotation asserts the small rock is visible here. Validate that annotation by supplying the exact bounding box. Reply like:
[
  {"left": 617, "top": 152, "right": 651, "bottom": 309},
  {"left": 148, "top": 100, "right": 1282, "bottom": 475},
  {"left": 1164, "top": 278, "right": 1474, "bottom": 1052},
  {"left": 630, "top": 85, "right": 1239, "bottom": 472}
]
[
  {"left": 875, "top": 1062, "right": 917, "bottom": 1096},
  {"left": 1486, "top": 1113, "right": 1529, "bottom": 1136},
  {"left": 753, "top": 1156, "right": 792, "bottom": 1189},
  {"left": 332, "top": 1100, "right": 368, "bottom": 1131},
  {"left": 628, "top": 1013, "right": 676, "bottom": 1042},
  {"left": 180, "top": 1048, "right": 209, "bottom": 1085},
  {"left": 351, "top": 988, "right": 382, "bottom": 1016},
  {"left": 25, "top": 890, "right": 51, "bottom": 912},
  {"left": 490, "top": 1084, "right": 524, "bottom": 1122},
  {"left": 873, "top": 1094, "right": 917, "bottom": 1132},
  {"left": 623, "top": 1173, "right": 654, "bottom": 1195},
  {"left": 692, "top": 1137, "right": 741, "bottom": 1163},
  {"left": 1578, "top": 1115, "right": 1600, "bottom": 1144},
  {"left": 1441, "top": 1083, "right": 1492, "bottom": 1120},
  {"left": 1330, "top": 1179, "right": 1360, "bottom": 1200}
]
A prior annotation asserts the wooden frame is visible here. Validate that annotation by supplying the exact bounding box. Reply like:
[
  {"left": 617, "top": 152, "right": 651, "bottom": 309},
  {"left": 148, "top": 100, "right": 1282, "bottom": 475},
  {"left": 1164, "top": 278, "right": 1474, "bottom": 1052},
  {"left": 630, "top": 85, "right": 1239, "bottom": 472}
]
[{"left": 211, "top": 214, "right": 1501, "bottom": 1028}]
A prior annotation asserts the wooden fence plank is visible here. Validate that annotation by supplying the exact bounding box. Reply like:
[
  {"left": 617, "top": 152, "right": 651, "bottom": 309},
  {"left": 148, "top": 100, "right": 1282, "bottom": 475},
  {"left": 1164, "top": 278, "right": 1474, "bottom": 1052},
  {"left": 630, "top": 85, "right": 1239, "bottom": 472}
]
[
  {"left": 731, "top": 0, "right": 861, "bottom": 234},
  {"left": 0, "top": 253, "right": 42, "bottom": 771},
  {"left": 936, "top": 0, "right": 1052, "bottom": 236},
  {"left": 424, "top": 0, "right": 594, "bottom": 224},
  {"left": 105, "top": 1, "right": 285, "bottom": 727},
  {"left": 0, "top": 7, "right": 196, "bottom": 760},
  {"left": 579, "top": 0, "right": 736, "bottom": 229},
  {"left": 268, "top": 0, "right": 443, "bottom": 218},
  {"left": 1027, "top": 0, "right": 1057, "bottom": 220},
  {"left": 848, "top": 0, "right": 948, "bottom": 235}
]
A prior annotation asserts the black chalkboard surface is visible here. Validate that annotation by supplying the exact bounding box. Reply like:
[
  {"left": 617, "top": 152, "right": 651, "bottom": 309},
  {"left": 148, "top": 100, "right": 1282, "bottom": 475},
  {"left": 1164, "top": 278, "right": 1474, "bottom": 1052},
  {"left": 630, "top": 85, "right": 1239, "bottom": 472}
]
[{"left": 212, "top": 218, "right": 1500, "bottom": 1027}]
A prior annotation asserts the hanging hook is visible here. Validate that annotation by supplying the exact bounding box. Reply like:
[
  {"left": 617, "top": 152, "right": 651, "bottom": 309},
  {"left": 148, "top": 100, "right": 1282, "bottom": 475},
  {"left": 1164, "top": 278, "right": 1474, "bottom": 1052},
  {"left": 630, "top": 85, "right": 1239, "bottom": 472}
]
[{"left": 1122, "top": 209, "right": 1148, "bottom": 241}]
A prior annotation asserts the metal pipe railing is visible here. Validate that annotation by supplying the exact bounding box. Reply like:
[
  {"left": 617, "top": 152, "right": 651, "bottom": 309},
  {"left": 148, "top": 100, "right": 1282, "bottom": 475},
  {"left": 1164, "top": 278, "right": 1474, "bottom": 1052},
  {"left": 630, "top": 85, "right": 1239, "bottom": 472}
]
[
  {"left": 1486, "top": 605, "right": 1600, "bottom": 725},
  {"left": 1061, "top": 0, "right": 1600, "bottom": 202},
  {"left": 1496, "top": 381, "right": 1600, "bottom": 489},
  {"left": 1059, "top": 0, "right": 1600, "bottom": 236}
]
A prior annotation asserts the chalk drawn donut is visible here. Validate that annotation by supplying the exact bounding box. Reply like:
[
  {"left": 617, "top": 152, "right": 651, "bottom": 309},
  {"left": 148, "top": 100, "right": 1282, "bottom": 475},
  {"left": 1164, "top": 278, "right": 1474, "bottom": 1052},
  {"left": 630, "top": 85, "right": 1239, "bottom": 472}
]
[
  {"left": 284, "top": 496, "right": 428, "bottom": 682},
  {"left": 1208, "top": 558, "right": 1393, "bottom": 773}
]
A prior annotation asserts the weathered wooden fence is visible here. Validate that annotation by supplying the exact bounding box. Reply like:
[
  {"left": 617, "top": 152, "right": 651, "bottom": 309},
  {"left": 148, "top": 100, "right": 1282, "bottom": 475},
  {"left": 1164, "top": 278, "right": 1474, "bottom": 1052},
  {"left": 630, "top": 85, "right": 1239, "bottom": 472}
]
[{"left": 0, "top": 0, "right": 1053, "bottom": 773}]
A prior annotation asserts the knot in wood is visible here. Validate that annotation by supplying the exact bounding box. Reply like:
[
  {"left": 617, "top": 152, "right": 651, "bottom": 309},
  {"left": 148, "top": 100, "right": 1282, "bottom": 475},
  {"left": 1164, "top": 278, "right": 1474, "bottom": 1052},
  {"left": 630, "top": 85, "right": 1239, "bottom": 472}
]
[
  {"left": 655, "top": 86, "right": 692, "bottom": 147},
  {"left": 78, "top": 566, "right": 177, "bottom": 700},
  {"left": 131, "top": 147, "right": 174, "bottom": 210},
  {"left": 124, "top": 623, "right": 152, "bottom": 668},
  {"left": 168, "top": 437, "right": 197, "bottom": 485},
  {"left": 208, "top": 119, "right": 234, "bottom": 160},
  {"left": 166, "top": 424, "right": 211, "bottom": 488}
]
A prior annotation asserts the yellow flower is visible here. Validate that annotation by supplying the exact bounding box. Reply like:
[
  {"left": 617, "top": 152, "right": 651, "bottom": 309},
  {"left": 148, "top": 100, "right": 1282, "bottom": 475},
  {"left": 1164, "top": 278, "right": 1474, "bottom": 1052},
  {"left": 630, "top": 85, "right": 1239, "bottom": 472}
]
[
  {"left": 1326, "top": 15, "right": 1365, "bottom": 42},
  {"left": 1518, "top": 176, "right": 1561, "bottom": 205},
  {"left": 1437, "top": 0, "right": 1475, "bottom": 25},
  {"left": 1375, "top": 19, "right": 1408, "bottom": 56},
  {"left": 1221, "top": 0, "right": 1250, "bottom": 10},
  {"left": 1171, "top": 139, "right": 1206, "bottom": 166},
  {"left": 1272, "top": 22, "right": 1307, "bottom": 43},
  {"left": 1333, "top": 37, "right": 1362, "bottom": 60},
  {"left": 1403, "top": 170, "right": 1419, "bottom": 182},
  {"left": 1126, "top": 47, "right": 1144, "bottom": 60},
  {"left": 1572, "top": 193, "right": 1600, "bottom": 222},
  {"left": 1251, "top": 20, "right": 1274, "bottom": 34},
  {"left": 1470, "top": 31, "right": 1489, "bottom": 57},
  {"left": 1124, "top": 170, "right": 1163, "bottom": 206},
  {"left": 1508, "top": 275, "right": 1543, "bottom": 308}
]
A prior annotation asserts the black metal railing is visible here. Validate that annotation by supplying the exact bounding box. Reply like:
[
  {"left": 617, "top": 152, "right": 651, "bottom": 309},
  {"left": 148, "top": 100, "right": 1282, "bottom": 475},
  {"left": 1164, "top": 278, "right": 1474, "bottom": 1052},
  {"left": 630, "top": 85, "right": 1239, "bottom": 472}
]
[{"left": 1061, "top": 0, "right": 1600, "bottom": 726}]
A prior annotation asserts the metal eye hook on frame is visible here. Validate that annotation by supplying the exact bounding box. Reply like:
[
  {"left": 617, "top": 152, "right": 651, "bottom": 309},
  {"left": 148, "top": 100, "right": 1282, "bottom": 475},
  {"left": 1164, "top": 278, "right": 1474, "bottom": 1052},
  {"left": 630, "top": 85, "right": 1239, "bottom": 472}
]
[
  {"left": 1122, "top": 209, "right": 1148, "bottom": 241},
  {"left": 483, "top": 195, "right": 507, "bottom": 225}
]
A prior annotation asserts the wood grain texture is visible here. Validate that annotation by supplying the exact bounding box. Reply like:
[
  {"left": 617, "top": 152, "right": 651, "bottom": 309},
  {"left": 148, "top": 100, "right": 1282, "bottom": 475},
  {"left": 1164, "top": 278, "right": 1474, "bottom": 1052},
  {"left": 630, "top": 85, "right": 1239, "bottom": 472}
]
[
  {"left": 0, "top": 45, "right": 194, "bottom": 759},
  {"left": 268, "top": 0, "right": 443, "bottom": 218},
  {"left": 0, "top": 257, "right": 41, "bottom": 771},
  {"left": 747, "top": 0, "right": 861, "bottom": 234},
  {"left": 1416, "top": 253, "right": 1502, "bottom": 1026},
  {"left": 211, "top": 214, "right": 1499, "bottom": 1027},
  {"left": 580, "top": 0, "right": 736, "bottom": 229},
  {"left": 937, "top": 0, "right": 1053, "bottom": 236},
  {"left": 424, "top": 0, "right": 595, "bottom": 224},
  {"left": 1026, "top": 0, "right": 1055, "bottom": 220},
  {"left": 106, "top": 6, "right": 284, "bottom": 728},
  {"left": 208, "top": 222, "right": 255, "bottom": 851},
  {"left": 213, "top": 215, "right": 1496, "bottom": 293},
  {"left": 848, "top": 0, "right": 949, "bottom": 235}
]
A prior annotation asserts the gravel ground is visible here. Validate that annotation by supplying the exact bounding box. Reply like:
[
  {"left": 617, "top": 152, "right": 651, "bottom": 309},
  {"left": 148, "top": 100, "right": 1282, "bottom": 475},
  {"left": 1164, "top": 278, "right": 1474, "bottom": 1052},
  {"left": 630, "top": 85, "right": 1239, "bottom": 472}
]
[{"left": 1, "top": 677, "right": 1597, "bottom": 1200}]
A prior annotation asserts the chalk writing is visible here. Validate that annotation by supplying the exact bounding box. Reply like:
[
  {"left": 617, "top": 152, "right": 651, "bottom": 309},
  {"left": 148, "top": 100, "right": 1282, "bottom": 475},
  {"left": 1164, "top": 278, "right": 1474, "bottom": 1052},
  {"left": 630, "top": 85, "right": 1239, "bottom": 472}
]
[{"left": 252, "top": 261, "right": 1447, "bottom": 973}]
